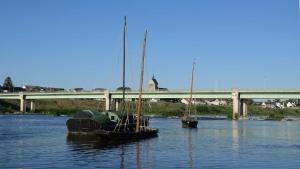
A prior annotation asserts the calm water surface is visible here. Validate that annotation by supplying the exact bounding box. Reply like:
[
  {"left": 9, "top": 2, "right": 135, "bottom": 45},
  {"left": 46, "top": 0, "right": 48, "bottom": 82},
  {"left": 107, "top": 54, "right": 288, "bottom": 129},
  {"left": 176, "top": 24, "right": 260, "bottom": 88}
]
[{"left": 1, "top": 115, "right": 300, "bottom": 169}]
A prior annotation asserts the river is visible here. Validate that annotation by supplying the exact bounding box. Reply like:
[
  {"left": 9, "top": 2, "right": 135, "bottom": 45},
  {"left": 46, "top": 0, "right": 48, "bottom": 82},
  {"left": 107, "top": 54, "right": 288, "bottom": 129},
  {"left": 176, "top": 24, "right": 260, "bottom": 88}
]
[{"left": 1, "top": 115, "right": 300, "bottom": 168}]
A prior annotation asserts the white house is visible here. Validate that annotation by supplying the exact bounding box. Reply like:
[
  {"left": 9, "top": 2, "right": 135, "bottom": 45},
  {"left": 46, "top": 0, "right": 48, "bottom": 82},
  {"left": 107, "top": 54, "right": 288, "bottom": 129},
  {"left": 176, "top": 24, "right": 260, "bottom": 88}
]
[{"left": 286, "top": 102, "right": 296, "bottom": 108}]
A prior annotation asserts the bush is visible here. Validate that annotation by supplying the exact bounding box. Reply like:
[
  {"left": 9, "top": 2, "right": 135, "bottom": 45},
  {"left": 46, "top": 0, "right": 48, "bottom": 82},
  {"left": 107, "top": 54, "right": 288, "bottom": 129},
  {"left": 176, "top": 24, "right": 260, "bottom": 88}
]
[
  {"left": 266, "top": 111, "right": 284, "bottom": 121},
  {"left": 195, "top": 105, "right": 232, "bottom": 115}
]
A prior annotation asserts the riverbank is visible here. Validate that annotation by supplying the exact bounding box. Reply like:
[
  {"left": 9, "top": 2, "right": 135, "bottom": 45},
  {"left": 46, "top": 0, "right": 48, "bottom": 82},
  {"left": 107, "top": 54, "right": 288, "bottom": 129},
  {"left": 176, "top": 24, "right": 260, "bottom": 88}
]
[{"left": 1, "top": 100, "right": 300, "bottom": 118}]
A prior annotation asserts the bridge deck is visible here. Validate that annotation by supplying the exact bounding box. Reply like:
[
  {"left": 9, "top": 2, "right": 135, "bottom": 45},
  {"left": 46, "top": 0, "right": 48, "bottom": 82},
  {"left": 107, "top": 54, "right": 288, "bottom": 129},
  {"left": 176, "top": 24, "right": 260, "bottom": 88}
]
[{"left": 0, "top": 90, "right": 300, "bottom": 100}]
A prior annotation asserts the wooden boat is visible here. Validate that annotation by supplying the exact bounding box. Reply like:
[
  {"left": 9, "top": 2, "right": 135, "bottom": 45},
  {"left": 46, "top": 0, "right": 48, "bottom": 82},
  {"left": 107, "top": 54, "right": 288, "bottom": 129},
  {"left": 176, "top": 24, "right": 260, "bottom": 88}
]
[
  {"left": 96, "top": 17, "right": 158, "bottom": 140},
  {"left": 182, "top": 116, "right": 198, "bottom": 128},
  {"left": 66, "top": 16, "right": 148, "bottom": 135},
  {"left": 182, "top": 61, "right": 198, "bottom": 128}
]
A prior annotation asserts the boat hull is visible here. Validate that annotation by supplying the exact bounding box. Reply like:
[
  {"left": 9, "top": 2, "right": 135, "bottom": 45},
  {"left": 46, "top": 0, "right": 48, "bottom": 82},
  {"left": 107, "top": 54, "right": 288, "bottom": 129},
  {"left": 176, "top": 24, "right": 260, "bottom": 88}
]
[
  {"left": 66, "top": 119, "right": 101, "bottom": 133},
  {"left": 182, "top": 119, "right": 198, "bottom": 128}
]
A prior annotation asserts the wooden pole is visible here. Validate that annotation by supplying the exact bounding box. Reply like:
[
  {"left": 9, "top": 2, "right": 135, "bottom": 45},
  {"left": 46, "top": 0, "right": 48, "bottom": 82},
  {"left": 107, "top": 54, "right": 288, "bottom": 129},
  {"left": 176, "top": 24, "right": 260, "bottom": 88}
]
[
  {"left": 136, "top": 30, "right": 147, "bottom": 133},
  {"left": 122, "top": 16, "right": 126, "bottom": 112},
  {"left": 188, "top": 61, "right": 195, "bottom": 116}
]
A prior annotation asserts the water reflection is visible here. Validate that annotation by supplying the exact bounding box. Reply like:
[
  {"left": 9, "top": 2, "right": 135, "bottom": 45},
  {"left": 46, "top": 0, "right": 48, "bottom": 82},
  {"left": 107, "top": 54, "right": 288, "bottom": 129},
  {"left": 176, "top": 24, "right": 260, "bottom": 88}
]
[
  {"left": 120, "top": 146, "right": 125, "bottom": 169},
  {"left": 66, "top": 134, "right": 133, "bottom": 149},
  {"left": 231, "top": 121, "right": 239, "bottom": 153},
  {"left": 136, "top": 143, "right": 141, "bottom": 169},
  {"left": 66, "top": 133, "right": 145, "bottom": 169},
  {"left": 66, "top": 133, "right": 156, "bottom": 149},
  {"left": 187, "top": 129, "right": 193, "bottom": 169},
  {"left": 67, "top": 134, "right": 132, "bottom": 168}
]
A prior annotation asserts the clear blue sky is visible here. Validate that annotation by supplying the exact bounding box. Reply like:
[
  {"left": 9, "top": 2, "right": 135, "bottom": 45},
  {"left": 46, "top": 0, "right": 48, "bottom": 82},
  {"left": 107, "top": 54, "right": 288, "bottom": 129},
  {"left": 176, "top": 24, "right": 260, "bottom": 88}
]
[{"left": 0, "top": 0, "right": 299, "bottom": 90}]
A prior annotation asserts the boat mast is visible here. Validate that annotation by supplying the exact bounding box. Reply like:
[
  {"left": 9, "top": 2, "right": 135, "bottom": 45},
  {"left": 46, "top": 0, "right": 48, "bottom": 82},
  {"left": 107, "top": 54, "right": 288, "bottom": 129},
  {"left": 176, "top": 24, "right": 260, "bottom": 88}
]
[
  {"left": 122, "top": 16, "right": 126, "bottom": 112},
  {"left": 136, "top": 30, "right": 147, "bottom": 133},
  {"left": 188, "top": 60, "right": 195, "bottom": 116}
]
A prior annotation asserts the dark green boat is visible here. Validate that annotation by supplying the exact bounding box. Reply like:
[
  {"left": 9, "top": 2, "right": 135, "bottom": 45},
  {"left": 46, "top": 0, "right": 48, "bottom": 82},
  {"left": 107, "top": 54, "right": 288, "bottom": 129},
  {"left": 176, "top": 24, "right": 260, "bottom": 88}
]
[
  {"left": 66, "top": 110, "right": 137, "bottom": 134},
  {"left": 182, "top": 116, "right": 198, "bottom": 128},
  {"left": 67, "top": 17, "right": 157, "bottom": 140}
]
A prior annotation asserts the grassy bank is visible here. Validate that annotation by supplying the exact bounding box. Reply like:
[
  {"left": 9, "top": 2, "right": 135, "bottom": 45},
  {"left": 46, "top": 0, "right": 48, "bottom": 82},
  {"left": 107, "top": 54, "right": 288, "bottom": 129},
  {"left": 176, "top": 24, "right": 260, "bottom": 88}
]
[
  {"left": 248, "top": 106, "right": 300, "bottom": 116},
  {"left": 0, "top": 100, "right": 20, "bottom": 113},
  {"left": 1, "top": 100, "right": 300, "bottom": 118},
  {"left": 0, "top": 99, "right": 105, "bottom": 116}
]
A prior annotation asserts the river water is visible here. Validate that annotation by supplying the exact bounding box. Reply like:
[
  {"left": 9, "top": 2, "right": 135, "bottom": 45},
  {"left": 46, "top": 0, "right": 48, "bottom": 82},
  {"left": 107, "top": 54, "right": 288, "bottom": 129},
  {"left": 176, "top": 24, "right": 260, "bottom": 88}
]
[{"left": 1, "top": 115, "right": 300, "bottom": 169}]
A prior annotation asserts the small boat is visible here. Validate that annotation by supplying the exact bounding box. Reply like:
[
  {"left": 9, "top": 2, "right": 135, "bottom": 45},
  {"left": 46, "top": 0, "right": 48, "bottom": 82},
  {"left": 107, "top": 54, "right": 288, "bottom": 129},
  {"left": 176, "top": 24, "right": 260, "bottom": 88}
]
[
  {"left": 182, "top": 116, "right": 198, "bottom": 128},
  {"left": 96, "top": 17, "right": 158, "bottom": 140},
  {"left": 181, "top": 60, "right": 198, "bottom": 128}
]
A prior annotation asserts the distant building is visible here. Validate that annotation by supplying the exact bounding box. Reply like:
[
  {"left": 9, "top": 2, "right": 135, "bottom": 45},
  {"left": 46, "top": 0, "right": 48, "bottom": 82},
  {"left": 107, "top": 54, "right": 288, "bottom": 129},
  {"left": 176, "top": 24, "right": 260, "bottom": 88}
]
[
  {"left": 0, "top": 86, "right": 24, "bottom": 93},
  {"left": 158, "top": 87, "right": 168, "bottom": 91},
  {"left": 207, "top": 99, "right": 227, "bottom": 106},
  {"left": 287, "top": 102, "right": 296, "bottom": 108},
  {"left": 180, "top": 99, "right": 227, "bottom": 106},
  {"left": 181, "top": 99, "right": 206, "bottom": 105},
  {"left": 116, "top": 87, "right": 131, "bottom": 92},
  {"left": 147, "top": 75, "right": 168, "bottom": 91},
  {"left": 22, "top": 85, "right": 39, "bottom": 92},
  {"left": 93, "top": 88, "right": 107, "bottom": 92},
  {"left": 73, "top": 88, "right": 84, "bottom": 92},
  {"left": 13, "top": 87, "right": 25, "bottom": 92},
  {"left": 22, "top": 85, "right": 64, "bottom": 92},
  {"left": 275, "top": 102, "right": 285, "bottom": 109},
  {"left": 147, "top": 75, "right": 158, "bottom": 91},
  {"left": 261, "top": 102, "right": 267, "bottom": 108},
  {"left": 24, "top": 85, "right": 41, "bottom": 92}
]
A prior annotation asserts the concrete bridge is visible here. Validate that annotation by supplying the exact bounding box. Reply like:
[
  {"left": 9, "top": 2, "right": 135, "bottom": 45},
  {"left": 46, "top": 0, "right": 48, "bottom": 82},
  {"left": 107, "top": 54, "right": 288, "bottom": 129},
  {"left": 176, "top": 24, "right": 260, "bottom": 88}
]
[{"left": 1, "top": 89, "right": 300, "bottom": 119}]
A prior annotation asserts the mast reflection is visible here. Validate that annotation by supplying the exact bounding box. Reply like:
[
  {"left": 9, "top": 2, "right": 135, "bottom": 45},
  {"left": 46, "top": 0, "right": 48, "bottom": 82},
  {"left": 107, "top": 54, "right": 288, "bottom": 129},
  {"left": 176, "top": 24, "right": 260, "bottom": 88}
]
[
  {"left": 120, "top": 146, "right": 125, "bottom": 169},
  {"left": 188, "top": 129, "right": 193, "bottom": 169},
  {"left": 136, "top": 143, "right": 142, "bottom": 169}
]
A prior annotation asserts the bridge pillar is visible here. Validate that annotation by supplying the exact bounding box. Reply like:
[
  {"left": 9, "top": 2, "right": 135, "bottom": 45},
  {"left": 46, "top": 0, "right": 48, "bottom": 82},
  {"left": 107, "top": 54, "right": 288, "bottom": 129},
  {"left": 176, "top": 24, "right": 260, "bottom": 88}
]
[
  {"left": 30, "top": 100, "right": 36, "bottom": 112},
  {"left": 231, "top": 89, "right": 240, "bottom": 120},
  {"left": 115, "top": 99, "right": 119, "bottom": 111},
  {"left": 20, "top": 94, "right": 26, "bottom": 113},
  {"left": 241, "top": 99, "right": 248, "bottom": 117},
  {"left": 104, "top": 92, "right": 111, "bottom": 111}
]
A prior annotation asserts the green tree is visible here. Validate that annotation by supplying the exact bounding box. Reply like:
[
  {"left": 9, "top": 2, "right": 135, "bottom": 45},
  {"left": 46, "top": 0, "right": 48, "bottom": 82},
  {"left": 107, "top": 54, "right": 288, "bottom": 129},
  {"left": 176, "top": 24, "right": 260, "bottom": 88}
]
[{"left": 3, "top": 76, "right": 14, "bottom": 92}]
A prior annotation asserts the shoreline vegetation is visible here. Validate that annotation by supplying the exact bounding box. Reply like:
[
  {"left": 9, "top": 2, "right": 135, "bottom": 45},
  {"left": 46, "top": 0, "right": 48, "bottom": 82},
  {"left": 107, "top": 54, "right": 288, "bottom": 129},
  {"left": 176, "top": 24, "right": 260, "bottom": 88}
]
[{"left": 1, "top": 100, "right": 300, "bottom": 120}]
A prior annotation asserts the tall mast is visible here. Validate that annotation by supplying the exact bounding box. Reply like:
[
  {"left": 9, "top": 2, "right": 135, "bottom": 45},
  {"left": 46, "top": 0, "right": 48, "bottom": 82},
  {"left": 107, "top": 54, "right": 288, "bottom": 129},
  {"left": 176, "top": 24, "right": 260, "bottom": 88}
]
[
  {"left": 136, "top": 30, "right": 147, "bottom": 133},
  {"left": 188, "top": 61, "right": 195, "bottom": 116},
  {"left": 122, "top": 16, "right": 126, "bottom": 112}
]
